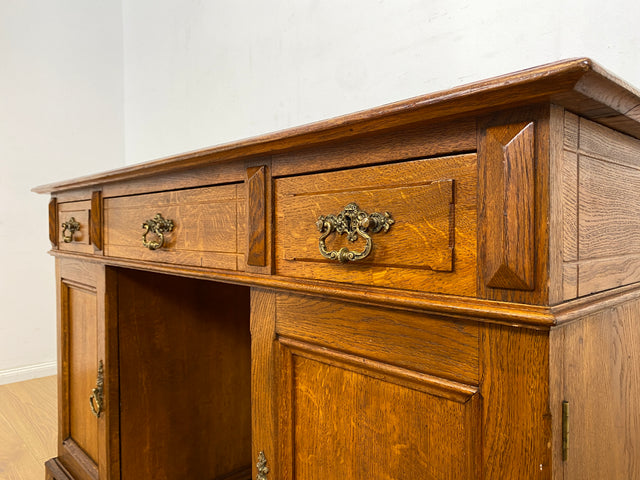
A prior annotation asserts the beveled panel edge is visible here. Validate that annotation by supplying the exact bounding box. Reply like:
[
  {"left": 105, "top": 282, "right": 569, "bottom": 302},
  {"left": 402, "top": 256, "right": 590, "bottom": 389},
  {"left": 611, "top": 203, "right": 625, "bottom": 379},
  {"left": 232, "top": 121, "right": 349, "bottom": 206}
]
[
  {"left": 45, "top": 457, "right": 74, "bottom": 480},
  {"left": 33, "top": 58, "right": 640, "bottom": 194},
  {"left": 278, "top": 336, "right": 478, "bottom": 403}
]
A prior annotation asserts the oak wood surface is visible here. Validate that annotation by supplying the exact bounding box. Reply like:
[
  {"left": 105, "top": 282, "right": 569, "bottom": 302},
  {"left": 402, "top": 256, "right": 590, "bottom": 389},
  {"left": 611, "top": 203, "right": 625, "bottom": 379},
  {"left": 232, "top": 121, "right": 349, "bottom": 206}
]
[
  {"left": 35, "top": 60, "right": 640, "bottom": 480},
  {"left": 104, "top": 183, "right": 246, "bottom": 270},
  {"left": 275, "top": 292, "right": 479, "bottom": 385},
  {"left": 117, "top": 270, "right": 251, "bottom": 479},
  {"left": 559, "top": 296, "right": 640, "bottom": 479},
  {"left": 480, "top": 325, "right": 552, "bottom": 478},
  {"left": 56, "top": 259, "right": 103, "bottom": 480},
  {"left": 481, "top": 121, "right": 536, "bottom": 290},
  {"left": 560, "top": 115, "right": 640, "bottom": 297},
  {"left": 89, "top": 192, "right": 102, "bottom": 252},
  {"left": 246, "top": 165, "right": 267, "bottom": 267},
  {"left": 250, "top": 289, "right": 278, "bottom": 480},
  {"left": 49, "top": 198, "right": 58, "bottom": 248},
  {"left": 57, "top": 201, "right": 93, "bottom": 255},
  {"left": 51, "top": 247, "right": 558, "bottom": 328},
  {"left": 478, "top": 106, "right": 552, "bottom": 305},
  {"left": 271, "top": 117, "right": 476, "bottom": 177},
  {"left": 277, "top": 339, "right": 481, "bottom": 479},
  {"left": 275, "top": 153, "right": 477, "bottom": 296}
]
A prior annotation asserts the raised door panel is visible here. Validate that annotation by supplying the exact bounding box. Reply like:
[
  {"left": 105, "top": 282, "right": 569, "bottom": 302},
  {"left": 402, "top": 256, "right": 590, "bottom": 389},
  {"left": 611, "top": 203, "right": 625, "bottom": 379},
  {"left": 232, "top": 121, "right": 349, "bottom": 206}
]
[
  {"left": 277, "top": 339, "right": 481, "bottom": 480},
  {"left": 57, "top": 259, "right": 106, "bottom": 480}
]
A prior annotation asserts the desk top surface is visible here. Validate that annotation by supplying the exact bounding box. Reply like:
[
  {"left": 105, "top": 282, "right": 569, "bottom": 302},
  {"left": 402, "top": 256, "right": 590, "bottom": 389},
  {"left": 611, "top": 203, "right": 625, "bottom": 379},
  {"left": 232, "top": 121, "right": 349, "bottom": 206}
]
[{"left": 33, "top": 58, "right": 640, "bottom": 194}]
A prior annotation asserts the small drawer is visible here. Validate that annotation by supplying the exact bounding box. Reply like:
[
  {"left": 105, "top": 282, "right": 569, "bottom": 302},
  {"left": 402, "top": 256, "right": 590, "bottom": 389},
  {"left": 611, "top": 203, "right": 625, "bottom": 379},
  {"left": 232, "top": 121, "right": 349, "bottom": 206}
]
[
  {"left": 104, "top": 184, "right": 246, "bottom": 270},
  {"left": 274, "top": 154, "right": 477, "bottom": 296},
  {"left": 58, "top": 200, "right": 94, "bottom": 254}
]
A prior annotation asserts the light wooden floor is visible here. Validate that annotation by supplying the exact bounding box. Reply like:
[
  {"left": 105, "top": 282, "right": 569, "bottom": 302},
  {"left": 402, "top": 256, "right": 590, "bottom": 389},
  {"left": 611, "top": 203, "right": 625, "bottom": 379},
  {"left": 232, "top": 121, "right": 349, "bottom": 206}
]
[{"left": 0, "top": 376, "right": 57, "bottom": 480}]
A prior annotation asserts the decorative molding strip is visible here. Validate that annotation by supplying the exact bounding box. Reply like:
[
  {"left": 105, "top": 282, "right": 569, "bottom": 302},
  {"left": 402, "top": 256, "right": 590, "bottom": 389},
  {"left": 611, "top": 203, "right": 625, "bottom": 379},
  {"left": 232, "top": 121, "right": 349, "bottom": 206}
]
[{"left": 0, "top": 361, "right": 57, "bottom": 385}]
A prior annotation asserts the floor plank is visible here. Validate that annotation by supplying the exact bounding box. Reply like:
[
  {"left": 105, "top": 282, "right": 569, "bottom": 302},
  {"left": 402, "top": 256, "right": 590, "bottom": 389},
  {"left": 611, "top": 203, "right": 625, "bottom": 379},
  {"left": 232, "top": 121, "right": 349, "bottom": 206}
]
[{"left": 0, "top": 376, "right": 57, "bottom": 480}]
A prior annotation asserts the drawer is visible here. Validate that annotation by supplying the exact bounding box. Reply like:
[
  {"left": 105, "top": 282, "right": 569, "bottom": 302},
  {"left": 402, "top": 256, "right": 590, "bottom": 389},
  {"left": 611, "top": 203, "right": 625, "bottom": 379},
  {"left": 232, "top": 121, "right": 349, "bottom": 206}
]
[
  {"left": 274, "top": 154, "right": 477, "bottom": 295},
  {"left": 57, "top": 200, "right": 95, "bottom": 254},
  {"left": 104, "top": 184, "right": 246, "bottom": 270},
  {"left": 276, "top": 292, "right": 479, "bottom": 385}
]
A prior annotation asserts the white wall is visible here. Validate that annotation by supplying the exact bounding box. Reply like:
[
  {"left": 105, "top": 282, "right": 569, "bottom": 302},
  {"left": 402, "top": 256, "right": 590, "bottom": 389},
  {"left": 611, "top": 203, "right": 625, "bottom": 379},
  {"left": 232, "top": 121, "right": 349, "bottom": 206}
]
[
  {"left": 122, "top": 0, "right": 640, "bottom": 165},
  {"left": 0, "top": 1, "right": 124, "bottom": 384}
]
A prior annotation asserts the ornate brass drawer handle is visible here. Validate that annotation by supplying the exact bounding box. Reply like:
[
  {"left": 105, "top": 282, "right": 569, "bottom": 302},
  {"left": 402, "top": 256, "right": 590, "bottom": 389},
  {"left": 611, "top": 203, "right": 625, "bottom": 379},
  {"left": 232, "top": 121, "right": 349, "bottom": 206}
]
[
  {"left": 142, "top": 213, "right": 174, "bottom": 250},
  {"left": 89, "top": 360, "right": 104, "bottom": 418},
  {"left": 256, "top": 451, "right": 269, "bottom": 480},
  {"left": 61, "top": 217, "right": 80, "bottom": 243},
  {"left": 316, "top": 202, "right": 394, "bottom": 263}
]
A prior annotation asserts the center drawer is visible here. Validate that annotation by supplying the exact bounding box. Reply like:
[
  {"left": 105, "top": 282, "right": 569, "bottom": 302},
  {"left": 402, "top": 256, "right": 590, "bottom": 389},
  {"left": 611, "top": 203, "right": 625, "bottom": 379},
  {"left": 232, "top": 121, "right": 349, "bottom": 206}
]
[
  {"left": 104, "top": 184, "right": 246, "bottom": 270},
  {"left": 274, "top": 154, "right": 477, "bottom": 296}
]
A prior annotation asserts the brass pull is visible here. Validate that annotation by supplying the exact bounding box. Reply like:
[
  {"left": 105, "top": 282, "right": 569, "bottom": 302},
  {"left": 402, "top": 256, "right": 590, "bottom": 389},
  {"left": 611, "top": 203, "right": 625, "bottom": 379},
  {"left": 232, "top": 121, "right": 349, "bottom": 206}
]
[
  {"left": 142, "top": 213, "right": 174, "bottom": 250},
  {"left": 316, "top": 202, "right": 394, "bottom": 263},
  {"left": 89, "top": 360, "right": 104, "bottom": 418},
  {"left": 61, "top": 217, "right": 80, "bottom": 243},
  {"left": 256, "top": 451, "right": 269, "bottom": 480}
]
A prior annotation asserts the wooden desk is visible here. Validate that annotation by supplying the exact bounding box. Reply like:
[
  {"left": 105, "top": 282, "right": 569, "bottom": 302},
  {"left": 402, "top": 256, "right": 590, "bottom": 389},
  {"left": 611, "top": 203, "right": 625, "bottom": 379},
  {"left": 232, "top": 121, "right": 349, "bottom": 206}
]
[{"left": 35, "top": 58, "right": 640, "bottom": 479}]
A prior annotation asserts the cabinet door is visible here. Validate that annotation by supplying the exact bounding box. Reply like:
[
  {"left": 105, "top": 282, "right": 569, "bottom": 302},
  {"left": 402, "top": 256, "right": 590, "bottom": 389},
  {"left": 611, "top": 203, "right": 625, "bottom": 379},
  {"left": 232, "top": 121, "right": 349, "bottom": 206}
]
[
  {"left": 276, "top": 339, "right": 482, "bottom": 480},
  {"left": 56, "top": 259, "right": 118, "bottom": 480}
]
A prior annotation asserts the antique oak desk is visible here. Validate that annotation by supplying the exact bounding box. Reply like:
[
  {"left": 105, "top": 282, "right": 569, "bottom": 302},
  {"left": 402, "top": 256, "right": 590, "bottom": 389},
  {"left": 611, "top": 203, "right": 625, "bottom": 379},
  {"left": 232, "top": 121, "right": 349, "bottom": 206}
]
[{"left": 35, "top": 59, "right": 640, "bottom": 479}]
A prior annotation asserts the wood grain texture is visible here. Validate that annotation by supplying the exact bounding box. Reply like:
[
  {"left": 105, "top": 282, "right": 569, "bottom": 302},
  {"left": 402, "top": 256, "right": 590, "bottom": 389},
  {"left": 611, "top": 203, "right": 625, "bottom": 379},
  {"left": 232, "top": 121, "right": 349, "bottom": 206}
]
[
  {"left": 579, "top": 156, "right": 640, "bottom": 259},
  {"left": 49, "top": 198, "right": 58, "bottom": 248},
  {"left": 560, "top": 297, "right": 640, "bottom": 479},
  {"left": 561, "top": 149, "right": 578, "bottom": 263},
  {"left": 117, "top": 270, "right": 251, "bottom": 479},
  {"left": 51, "top": 246, "right": 558, "bottom": 328},
  {"left": 56, "top": 259, "right": 102, "bottom": 480},
  {"left": 478, "top": 107, "right": 551, "bottom": 305},
  {"left": 247, "top": 166, "right": 267, "bottom": 267},
  {"left": 275, "top": 154, "right": 477, "bottom": 296},
  {"left": 480, "top": 324, "right": 552, "bottom": 478},
  {"left": 89, "top": 191, "right": 102, "bottom": 251},
  {"left": 558, "top": 114, "right": 640, "bottom": 297},
  {"left": 549, "top": 327, "right": 565, "bottom": 480},
  {"left": 276, "top": 292, "right": 479, "bottom": 385},
  {"left": 58, "top": 201, "right": 93, "bottom": 255},
  {"left": 481, "top": 121, "right": 536, "bottom": 290},
  {"left": 45, "top": 458, "right": 74, "bottom": 480},
  {"left": 250, "top": 289, "right": 278, "bottom": 480},
  {"left": 277, "top": 340, "right": 481, "bottom": 480},
  {"left": 548, "top": 105, "right": 566, "bottom": 305},
  {"left": 104, "top": 183, "right": 246, "bottom": 270},
  {"left": 272, "top": 117, "right": 476, "bottom": 177}
]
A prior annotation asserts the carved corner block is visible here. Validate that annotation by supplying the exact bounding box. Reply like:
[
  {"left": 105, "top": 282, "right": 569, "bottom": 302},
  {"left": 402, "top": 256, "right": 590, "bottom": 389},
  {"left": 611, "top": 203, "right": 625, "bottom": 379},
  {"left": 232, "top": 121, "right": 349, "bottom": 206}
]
[
  {"left": 90, "top": 191, "right": 103, "bottom": 251},
  {"left": 480, "top": 121, "right": 536, "bottom": 291},
  {"left": 49, "top": 198, "right": 58, "bottom": 248},
  {"left": 247, "top": 165, "right": 268, "bottom": 267}
]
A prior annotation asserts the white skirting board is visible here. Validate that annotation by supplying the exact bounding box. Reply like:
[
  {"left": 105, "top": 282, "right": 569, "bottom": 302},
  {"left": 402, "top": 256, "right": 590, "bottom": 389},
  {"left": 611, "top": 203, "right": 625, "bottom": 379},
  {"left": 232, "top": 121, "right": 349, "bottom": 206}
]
[{"left": 0, "top": 361, "right": 57, "bottom": 385}]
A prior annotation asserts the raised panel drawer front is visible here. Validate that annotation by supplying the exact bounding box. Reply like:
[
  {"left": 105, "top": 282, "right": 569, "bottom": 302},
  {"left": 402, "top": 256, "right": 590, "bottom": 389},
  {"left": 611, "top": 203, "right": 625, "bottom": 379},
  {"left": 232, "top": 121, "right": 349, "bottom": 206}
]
[
  {"left": 104, "top": 184, "right": 246, "bottom": 270},
  {"left": 58, "top": 200, "right": 94, "bottom": 254},
  {"left": 275, "top": 154, "right": 477, "bottom": 295}
]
